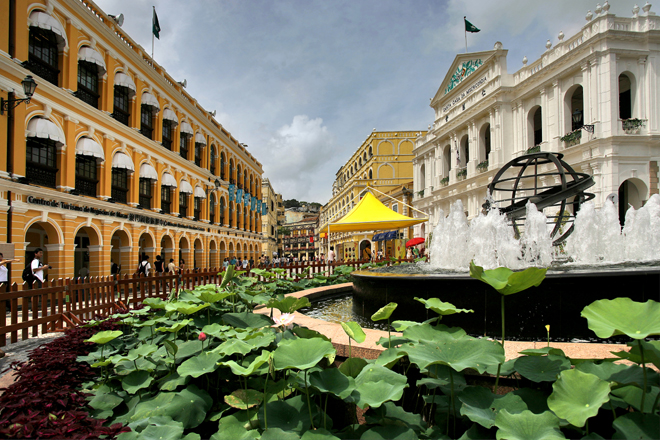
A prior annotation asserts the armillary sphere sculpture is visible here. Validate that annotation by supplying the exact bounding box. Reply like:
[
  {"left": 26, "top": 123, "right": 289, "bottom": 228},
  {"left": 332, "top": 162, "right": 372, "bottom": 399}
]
[{"left": 486, "top": 151, "right": 595, "bottom": 245}]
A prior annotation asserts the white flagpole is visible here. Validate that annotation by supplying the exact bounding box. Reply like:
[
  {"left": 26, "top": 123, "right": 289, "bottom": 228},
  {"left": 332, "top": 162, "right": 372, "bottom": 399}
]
[
  {"left": 464, "top": 17, "right": 468, "bottom": 53},
  {"left": 152, "top": 6, "right": 155, "bottom": 59}
]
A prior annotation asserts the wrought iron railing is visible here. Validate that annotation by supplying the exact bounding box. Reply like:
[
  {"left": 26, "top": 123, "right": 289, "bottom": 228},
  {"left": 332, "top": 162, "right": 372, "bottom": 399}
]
[{"left": 26, "top": 165, "right": 57, "bottom": 188}]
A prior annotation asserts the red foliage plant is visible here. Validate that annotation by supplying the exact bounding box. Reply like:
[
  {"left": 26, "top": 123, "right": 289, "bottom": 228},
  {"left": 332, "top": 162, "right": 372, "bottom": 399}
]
[{"left": 0, "top": 320, "right": 130, "bottom": 439}]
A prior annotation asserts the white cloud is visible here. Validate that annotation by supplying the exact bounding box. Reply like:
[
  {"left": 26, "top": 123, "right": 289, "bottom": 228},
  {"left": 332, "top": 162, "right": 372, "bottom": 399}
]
[{"left": 263, "top": 115, "right": 336, "bottom": 201}]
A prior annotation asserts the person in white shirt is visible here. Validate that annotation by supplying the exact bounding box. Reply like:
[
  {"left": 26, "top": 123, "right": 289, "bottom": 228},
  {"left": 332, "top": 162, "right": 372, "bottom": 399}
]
[
  {"left": 138, "top": 255, "right": 151, "bottom": 276},
  {"left": 328, "top": 246, "right": 336, "bottom": 263},
  {"left": 0, "top": 253, "right": 20, "bottom": 290},
  {"left": 31, "top": 248, "right": 49, "bottom": 288},
  {"left": 242, "top": 257, "right": 249, "bottom": 270}
]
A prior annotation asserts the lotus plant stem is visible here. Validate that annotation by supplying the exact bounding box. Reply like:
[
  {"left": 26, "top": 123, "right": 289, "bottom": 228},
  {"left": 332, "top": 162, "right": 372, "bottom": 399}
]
[
  {"left": 244, "top": 377, "right": 250, "bottom": 421},
  {"left": 494, "top": 295, "right": 505, "bottom": 394},
  {"left": 450, "top": 369, "right": 456, "bottom": 437},
  {"left": 387, "top": 317, "right": 392, "bottom": 346},
  {"left": 585, "top": 419, "right": 589, "bottom": 435},
  {"left": 348, "top": 339, "right": 352, "bottom": 358},
  {"left": 610, "top": 401, "right": 617, "bottom": 420},
  {"left": 304, "top": 369, "right": 315, "bottom": 429},
  {"left": 263, "top": 369, "right": 269, "bottom": 430},
  {"left": 324, "top": 394, "right": 329, "bottom": 430},
  {"left": 639, "top": 340, "right": 647, "bottom": 413},
  {"left": 651, "top": 391, "right": 660, "bottom": 414}
]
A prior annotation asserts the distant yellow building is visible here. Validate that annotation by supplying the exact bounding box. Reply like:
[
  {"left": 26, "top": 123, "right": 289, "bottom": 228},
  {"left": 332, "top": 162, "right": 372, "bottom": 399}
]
[
  {"left": 260, "top": 178, "right": 279, "bottom": 258},
  {"left": 0, "top": 0, "right": 264, "bottom": 281},
  {"left": 319, "top": 130, "right": 425, "bottom": 261}
]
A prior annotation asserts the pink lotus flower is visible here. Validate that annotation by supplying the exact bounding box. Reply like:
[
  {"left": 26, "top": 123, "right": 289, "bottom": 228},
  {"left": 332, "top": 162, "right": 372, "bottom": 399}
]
[
  {"left": 198, "top": 332, "right": 207, "bottom": 341},
  {"left": 272, "top": 313, "right": 295, "bottom": 328}
]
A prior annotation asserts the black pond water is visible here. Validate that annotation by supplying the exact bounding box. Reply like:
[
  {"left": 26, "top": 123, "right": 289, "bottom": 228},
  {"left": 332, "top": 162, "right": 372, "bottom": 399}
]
[{"left": 299, "top": 293, "right": 391, "bottom": 331}]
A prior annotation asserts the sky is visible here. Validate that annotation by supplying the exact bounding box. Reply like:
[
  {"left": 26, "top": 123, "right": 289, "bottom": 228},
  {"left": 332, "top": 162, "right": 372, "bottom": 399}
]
[{"left": 94, "top": 0, "right": 642, "bottom": 204}]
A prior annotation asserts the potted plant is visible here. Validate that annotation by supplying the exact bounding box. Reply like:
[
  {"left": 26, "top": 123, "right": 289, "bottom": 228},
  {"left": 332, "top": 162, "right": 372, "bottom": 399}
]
[
  {"left": 526, "top": 145, "right": 541, "bottom": 154},
  {"left": 440, "top": 176, "right": 449, "bottom": 186},
  {"left": 477, "top": 160, "right": 489, "bottom": 172},
  {"left": 622, "top": 118, "right": 646, "bottom": 134},
  {"left": 560, "top": 129, "right": 582, "bottom": 147}
]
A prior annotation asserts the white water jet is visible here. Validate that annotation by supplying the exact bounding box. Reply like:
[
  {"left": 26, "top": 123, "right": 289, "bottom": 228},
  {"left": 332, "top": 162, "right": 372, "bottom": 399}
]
[{"left": 428, "top": 194, "right": 660, "bottom": 270}]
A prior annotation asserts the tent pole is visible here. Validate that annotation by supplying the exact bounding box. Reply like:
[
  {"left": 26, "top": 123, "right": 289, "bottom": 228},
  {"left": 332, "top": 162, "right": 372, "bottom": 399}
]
[{"left": 367, "top": 185, "right": 429, "bottom": 217}]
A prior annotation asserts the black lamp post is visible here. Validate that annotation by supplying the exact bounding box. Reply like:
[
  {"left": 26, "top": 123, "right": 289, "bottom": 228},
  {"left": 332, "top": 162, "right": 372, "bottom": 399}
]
[
  {"left": 572, "top": 109, "right": 583, "bottom": 130},
  {"left": 1, "top": 75, "right": 38, "bottom": 115}
]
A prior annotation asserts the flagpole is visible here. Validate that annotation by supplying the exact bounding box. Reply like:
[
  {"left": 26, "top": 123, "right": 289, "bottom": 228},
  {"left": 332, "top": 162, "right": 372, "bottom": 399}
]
[
  {"left": 464, "top": 16, "right": 468, "bottom": 53},
  {"left": 152, "top": 6, "right": 155, "bottom": 59}
]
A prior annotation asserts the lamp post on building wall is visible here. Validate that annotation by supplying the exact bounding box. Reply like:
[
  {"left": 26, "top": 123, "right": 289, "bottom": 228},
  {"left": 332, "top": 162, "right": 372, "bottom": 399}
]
[{"left": 4, "top": 75, "right": 38, "bottom": 287}]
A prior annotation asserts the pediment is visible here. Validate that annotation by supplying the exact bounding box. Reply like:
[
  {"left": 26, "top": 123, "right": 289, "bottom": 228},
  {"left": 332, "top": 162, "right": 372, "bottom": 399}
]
[{"left": 431, "top": 50, "right": 499, "bottom": 107}]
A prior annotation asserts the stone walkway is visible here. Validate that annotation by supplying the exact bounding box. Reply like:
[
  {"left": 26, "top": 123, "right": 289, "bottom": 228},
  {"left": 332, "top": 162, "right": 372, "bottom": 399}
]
[{"left": 0, "top": 332, "right": 61, "bottom": 392}]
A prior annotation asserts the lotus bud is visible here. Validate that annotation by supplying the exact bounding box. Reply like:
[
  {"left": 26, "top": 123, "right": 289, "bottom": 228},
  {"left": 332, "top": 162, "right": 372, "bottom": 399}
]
[{"left": 198, "top": 332, "right": 207, "bottom": 341}]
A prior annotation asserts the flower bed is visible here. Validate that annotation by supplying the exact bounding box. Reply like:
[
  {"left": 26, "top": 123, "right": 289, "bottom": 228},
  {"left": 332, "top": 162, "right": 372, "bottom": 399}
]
[{"left": 0, "top": 320, "right": 129, "bottom": 439}]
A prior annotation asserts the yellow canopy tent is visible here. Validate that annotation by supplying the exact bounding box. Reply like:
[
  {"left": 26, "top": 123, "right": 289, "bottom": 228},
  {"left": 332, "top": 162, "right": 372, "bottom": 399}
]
[{"left": 320, "top": 191, "right": 427, "bottom": 234}]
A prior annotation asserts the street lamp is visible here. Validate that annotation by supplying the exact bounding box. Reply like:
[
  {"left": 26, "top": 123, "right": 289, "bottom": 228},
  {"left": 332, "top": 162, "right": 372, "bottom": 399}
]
[{"left": 1, "top": 76, "right": 38, "bottom": 115}]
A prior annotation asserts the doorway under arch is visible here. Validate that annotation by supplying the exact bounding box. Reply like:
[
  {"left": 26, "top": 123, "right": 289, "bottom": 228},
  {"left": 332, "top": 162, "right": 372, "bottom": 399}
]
[{"left": 618, "top": 178, "right": 648, "bottom": 226}]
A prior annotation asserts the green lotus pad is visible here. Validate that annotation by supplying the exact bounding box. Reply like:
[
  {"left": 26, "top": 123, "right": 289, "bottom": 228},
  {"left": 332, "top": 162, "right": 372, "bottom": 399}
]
[
  {"left": 494, "top": 410, "right": 565, "bottom": 440},
  {"left": 547, "top": 368, "right": 611, "bottom": 428},
  {"left": 469, "top": 261, "right": 547, "bottom": 295},
  {"left": 582, "top": 298, "right": 660, "bottom": 339}
]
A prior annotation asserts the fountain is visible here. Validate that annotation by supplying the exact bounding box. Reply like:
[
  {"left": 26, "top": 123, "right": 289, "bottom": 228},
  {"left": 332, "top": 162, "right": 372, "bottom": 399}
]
[{"left": 348, "top": 153, "right": 660, "bottom": 342}]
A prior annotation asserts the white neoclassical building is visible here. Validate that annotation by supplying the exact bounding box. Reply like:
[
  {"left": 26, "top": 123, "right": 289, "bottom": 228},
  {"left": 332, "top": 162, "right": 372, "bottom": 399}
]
[{"left": 413, "top": 3, "right": 660, "bottom": 238}]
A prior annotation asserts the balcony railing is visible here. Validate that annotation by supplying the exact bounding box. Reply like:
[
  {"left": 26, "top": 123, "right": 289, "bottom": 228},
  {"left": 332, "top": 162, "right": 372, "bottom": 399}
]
[
  {"left": 75, "top": 177, "right": 97, "bottom": 197},
  {"left": 111, "top": 187, "right": 128, "bottom": 204},
  {"left": 26, "top": 165, "right": 57, "bottom": 189},
  {"left": 74, "top": 88, "right": 99, "bottom": 108}
]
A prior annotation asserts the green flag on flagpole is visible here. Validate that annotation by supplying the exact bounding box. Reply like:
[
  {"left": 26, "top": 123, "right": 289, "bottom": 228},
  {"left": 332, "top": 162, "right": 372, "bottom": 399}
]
[
  {"left": 464, "top": 17, "right": 480, "bottom": 33},
  {"left": 152, "top": 7, "right": 161, "bottom": 39}
]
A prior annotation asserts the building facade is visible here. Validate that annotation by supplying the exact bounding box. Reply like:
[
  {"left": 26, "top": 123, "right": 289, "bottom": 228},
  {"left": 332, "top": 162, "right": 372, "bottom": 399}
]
[
  {"left": 320, "top": 130, "right": 424, "bottom": 261},
  {"left": 1, "top": 0, "right": 264, "bottom": 280},
  {"left": 260, "top": 178, "right": 279, "bottom": 258},
  {"left": 413, "top": 5, "right": 660, "bottom": 238},
  {"left": 281, "top": 216, "right": 319, "bottom": 261}
]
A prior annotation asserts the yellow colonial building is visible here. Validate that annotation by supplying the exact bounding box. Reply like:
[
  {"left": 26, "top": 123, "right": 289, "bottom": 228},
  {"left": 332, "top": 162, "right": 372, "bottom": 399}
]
[
  {"left": 0, "top": 0, "right": 264, "bottom": 281},
  {"left": 319, "top": 130, "right": 424, "bottom": 261}
]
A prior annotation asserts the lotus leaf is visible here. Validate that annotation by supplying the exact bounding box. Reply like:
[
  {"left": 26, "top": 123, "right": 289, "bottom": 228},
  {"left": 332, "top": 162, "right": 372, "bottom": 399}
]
[
  {"left": 391, "top": 320, "right": 421, "bottom": 331},
  {"left": 612, "top": 412, "right": 660, "bottom": 439},
  {"left": 470, "top": 261, "right": 547, "bottom": 295},
  {"left": 360, "top": 425, "right": 417, "bottom": 440},
  {"left": 88, "top": 391, "right": 123, "bottom": 414},
  {"left": 576, "top": 361, "right": 656, "bottom": 386},
  {"left": 581, "top": 298, "right": 660, "bottom": 339},
  {"left": 341, "top": 321, "right": 366, "bottom": 344},
  {"left": 220, "top": 265, "right": 236, "bottom": 288},
  {"left": 224, "top": 389, "right": 263, "bottom": 410},
  {"left": 623, "top": 339, "right": 660, "bottom": 370},
  {"left": 309, "top": 368, "right": 355, "bottom": 399},
  {"left": 133, "top": 423, "right": 184, "bottom": 440},
  {"left": 122, "top": 370, "right": 154, "bottom": 394},
  {"left": 91, "top": 359, "right": 113, "bottom": 368},
  {"left": 485, "top": 358, "right": 516, "bottom": 377},
  {"left": 127, "top": 385, "right": 212, "bottom": 429},
  {"left": 197, "top": 290, "right": 232, "bottom": 304},
  {"left": 300, "top": 429, "right": 340, "bottom": 440},
  {"left": 457, "top": 423, "right": 492, "bottom": 440},
  {"left": 511, "top": 388, "right": 550, "bottom": 414},
  {"left": 258, "top": 395, "right": 313, "bottom": 433},
  {"left": 547, "top": 369, "right": 611, "bottom": 427},
  {"left": 351, "top": 364, "right": 408, "bottom": 409},
  {"left": 222, "top": 311, "right": 273, "bottom": 329},
  {"left": 200, "top": 323, "right": 229, "bottom": 337},
  {"left": 376, "top": 336, "right": 410, "bottom": 348},
  {"left": 125, "top": 416, "right": 181, "bottom": 433},
  {"left": 215, "top": 339, "right": 254, "bottom": 357},
  {"left": 339, "top": 357, "right": 368, "bottom": 378},
  {"left": 273, "top": 338, "right": 335, "bottom": 371},
  {"left": 165, "top": 302, "right": 210, "bottom": 315},
  {"left": 157, "top": 372, "right": 190, "bottom": 391},
  {"left": 177, "top": 351, "right": 221, "bottom": 378},
  {"left": 518, "top": 347, "right": 566, "bottom": 357},
  {"left": 266, "top": 296, "right": 311, "bottom": 313},
  {"left": 364, "top": 401, "right": 427, "bottom": 434},
  {"left": 458, "top": 386, "right": 528, "bottom": 428},
  {"left": 85, "top": 330, "right": 123, "bottom": 345},
  {"left": 371, "top": 302, "right": 398, "bottom": 321},
  {"left": 219, "top": 350, "right": 271, "bottom": 376},
  {"left": 611, "top": 384, "right": 660, "bottom": 413},
  {"left": 401, "top": 334, "right": 504, "bottom": 374},
  {"left": 292, "top": 326, "right": 331, "bottom": 342},
  {"left": 260, "top": 428, "right": 301, "bottom": 440},
  {"left": 414, "top": 297, "right": 474, "bottom": 316},
  {"left": 156, "top": 319, "right": 193, "bottom": 333},
  {"left": 403, "top": 322, "right": 466, "bottom": 342},
  {"left": 163, "top": 340, "right": 178, "bottom": 357},
  {"left": 494, "top": 410, "right": 565, "bottom": 440},
  {"left": 173, "top": 340, "right": 205, "bottom": 360},
  {"left": 374, "top": 347, "right": 406, "bottom": 368},
  {"left": 514, "top": 355, "right": 571, "bottom": 382},
  {"left": 143, "top": 297, "right": 167, "bottom": 309},
  {"left": 209, "top": 421, "right": 259, "bottom": 440}
]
